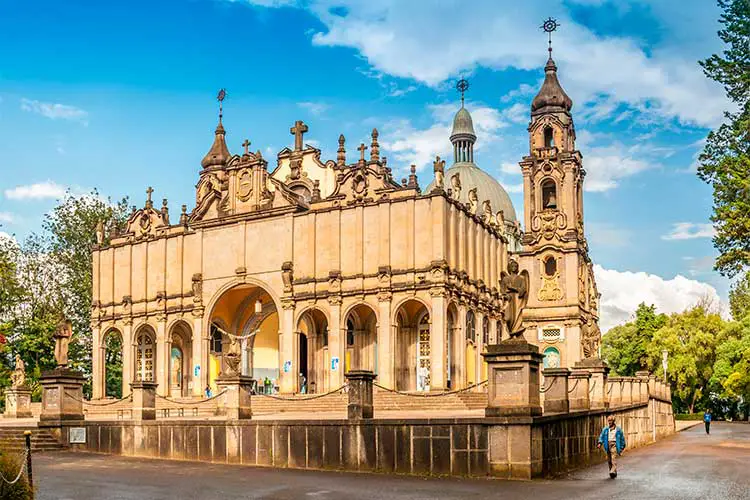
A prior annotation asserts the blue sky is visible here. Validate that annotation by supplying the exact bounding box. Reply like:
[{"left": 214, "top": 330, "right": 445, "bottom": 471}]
[{"left": 0, "top": 0, "right": 731, "bottom": 329}]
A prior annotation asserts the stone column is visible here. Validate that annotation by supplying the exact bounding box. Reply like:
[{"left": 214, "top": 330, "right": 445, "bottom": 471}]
[
  {"left": 635, "top": 371, "right": 650, "bottom": 403},
  {"left": 608, "top": 377, "right": 623, "bottom": 406},
  {"left": 377, "top": 295, "right": 393, "bottom": 389},
  {"left": 130, "top": 380, "right": 157, "bottom": 421},
  {"left": 155, "top": 318, "right": 168, "bottom": 397},
  {"left": 574, "top": 358, "right": 609, "bottom": 410},
  {"left": 475, "top": 310, "right": 485, "bottom": 388},
  {"left": 5, "top": 386, "right": 32, "bottom": 418},
  {"left": 483, "top": 340, "right": 543, "bottom": 417},
  {"left": 345, "top": 370, "right": 376, "bottom": 420},
  {"left": 192, "top": 312, "right": 205, "bottom": 397},
  {"left": 456, "top": 303, "right": 467, "bottom": 388},
  {"left": 622, "top": 377, "right": 634, "bottom": 405},
  {"left": 39, "top": 368, "right": 85, "bottom": 424},
  {"left": 328, "top": 297, "right": 344, "bottom": 388},
  {"left": 542, "top": 368, "right": 570, "bottom": 414},
  {"left": 429, "top": 289, "right": 446, "bottom": 390},
  {"left": 92, "top": 326, "right": 103, "bottom": 400},
  {"left": 122, "top": 321, "right": 133, "bottom": 397},
  {"left": 216, "top": 375, "right": 253, "bottom": 420},
  {"left": 568, "top": 369, "right": 591, "bottom": 411},
  {"left": 279, "top": 302, "right": 296, "bottom": 393}
]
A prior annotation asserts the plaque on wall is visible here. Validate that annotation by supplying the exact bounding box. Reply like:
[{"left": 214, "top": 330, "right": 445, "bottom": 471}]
[{"left": 69, "top": 427, "right": 86, "bottom": 444}]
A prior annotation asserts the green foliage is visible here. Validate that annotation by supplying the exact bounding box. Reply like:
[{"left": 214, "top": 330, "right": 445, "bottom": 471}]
[
  {"left": 729, "top": 271, "right": 750, "bottom": 320},
  {"left": 674, "top": 413, "right": 705, "bottom": 421},
  {"left": 602, "top": 303, "right": 666, "bottom": 376},
  {"left": 105, "top": 333, "right": 123, "bottom": 399},
  {"left": 711, "top": 316, "right": 750, "bottom": 413},
  {"left": 0, "top": 451, "right": 33, "bottom": 499},
  {"left": 698, "top": 0, "right": 750, "bottom": 277},
  {"left": 646, "top": 305, "right": 727, "bottom": 414}
]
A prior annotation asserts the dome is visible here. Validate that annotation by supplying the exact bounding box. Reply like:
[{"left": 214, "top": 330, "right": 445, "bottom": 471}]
[
  {"left": 451, "top": 106, "right": 476, "bottom": 138},
  {"left": 425, "top": 162, "right": 517, "bottom": 223},
  {"left": 531, "top": 57, "right": 573, "bottom": 114}
]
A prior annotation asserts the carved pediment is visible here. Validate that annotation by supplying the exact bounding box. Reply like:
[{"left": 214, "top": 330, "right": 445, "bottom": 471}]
[
  {"left": 125, "top": 206, "right": 167, "bottom": 239},
  {"left": 328, "top": 163, "right": 399, "bottom": 205}
]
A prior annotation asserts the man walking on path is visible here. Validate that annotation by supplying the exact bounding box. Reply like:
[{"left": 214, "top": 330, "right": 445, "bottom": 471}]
[
  {"left": 704, "top": 410, "right": 712, "bottom": 434},
  {"left": 597, "top": 415, "right": 626, "bottom": 479}
]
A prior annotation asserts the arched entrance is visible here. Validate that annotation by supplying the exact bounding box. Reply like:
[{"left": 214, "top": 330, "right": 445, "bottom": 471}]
[
  {"left": 169, "top": 321, "right": 192, "bottom": 397},
  {"left": 344, "top": 304, "right": 377, "bottom": 373},
  {"left": 394, "top": 300, "right": 430, "bottom": 392},
  {"left": 446, "top": 303, "right": 459, "bottom": 389},
  {"left": 208, "top": 284, "right": 279, "bottom": 393},
  {"left": 465, "top": 311, "right": 476, "bottom": 387},
  {"left": 103, "top": 329, "right": 123, "bottom": 398},
  {"left": 297, "top": 308, "right": 329, "bottom": 393},
  {"left": 134, "top": 325, "right": 156, "bottom": 383}
]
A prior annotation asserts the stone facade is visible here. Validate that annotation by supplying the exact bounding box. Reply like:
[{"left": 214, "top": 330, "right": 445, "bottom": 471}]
[{"left": 90, "top": 53, "right": 601, "bottom": 400}]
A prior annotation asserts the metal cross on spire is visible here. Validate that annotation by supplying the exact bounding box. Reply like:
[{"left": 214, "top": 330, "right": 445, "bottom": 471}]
[
  {"left": 540, "top": 17, "right": 560, "bottom": 57},
  {"left": 217, "top": 88, "right": 227, "bottom": 123},
  {"left": 456, "top": 78, "right": 469, "bottom": 107}
]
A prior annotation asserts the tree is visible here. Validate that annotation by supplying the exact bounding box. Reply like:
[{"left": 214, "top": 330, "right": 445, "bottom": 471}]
[
  {"left": 602, "top": 303, "right": 667, "bottom": 376},
  {"left": 41, "top": 190, "right": 129, "bottom": 392},
  {"left": 711, "top": 317, "right": 750, "bottom": 419},
  {"left": 647, "top": 305, "right": 727, "bottom": 414},
  {"left": 697, "top": 0, "right": 750, "bottom": 277},
  {"left": 729, "top": 271, "right": 750, "bottom": 320}
]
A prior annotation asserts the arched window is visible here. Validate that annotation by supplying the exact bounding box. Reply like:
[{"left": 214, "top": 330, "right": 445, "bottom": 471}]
[
  {"left": 346, "top": 318, "right": 355, "bottom": 346},
  {"left": 496, "top": 320, "right": 503, "bottom": 342},
  {"left": 135, "top": 331, "right": 155, "bottom": 382},
  {"left": 543, "top": 347, "right": 561, "bottom": 369},
  {"left": 544, "top": 256, "right": 557, "bottom": 276},
  {"left": 482, "top": 317, "right": 489, "bottom": 345},
  {"left": 541, "top": 179, "right": 557, "bottom": 210},
  {"left": 321, "top": 326, "right": 329, "bottom": 348},
  {"left": 544, "top": 126, "right": 555, "bottom": 148},
  {"left": 466, "top": 311, "right": 476, "bottom": 344},
  {"left": 210, "top": 323, "right": 223, "bottom": 354}
]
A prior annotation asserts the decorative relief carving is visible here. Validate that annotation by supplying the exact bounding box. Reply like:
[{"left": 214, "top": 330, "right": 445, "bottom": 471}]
[
  {"left": 191, "top": 273, "right": 203, "bottom": 304},
  {"left": 237, "top": 169, "right": 253, "bottom": 201},
  {"left": 281, "top": 261, "right": 294, "bottom": 293},
  {"left": 531, "top": 211, "right": 566, "bottom": 240},
  {"left": 538, "top": 275, "right": 563, "bottom": 301}
]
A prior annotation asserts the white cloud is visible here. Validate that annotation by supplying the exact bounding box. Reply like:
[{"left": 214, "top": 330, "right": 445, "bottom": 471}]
[
  {"left": 293, "top": 0, "right": 727, "bottom": 128},
  {"left": 20, "top": 98, "right": 88, "bottom": 125},
  {"left": 583, "top": 143, "right": 652, "bottom": 192},
  {"left": 662, "top": 222, "right": 716, "bottom": 241},
  {"left": 683, "top": 256, "right": 715, "bottom": 277},
  {"left": 500, "top": 162, "right": 520, "bottom": 175},
  {"left": 504, "top": 183, "right": 524, "bottom": 193},
  {"left": 594, "top": 265, "right": 727, "bottom": 332},
  {"left": 297, "top": 101, "right": 329, "bottom": 115},
  {"left": 4, "top": 181, "right": 67, "bottom": 200},
  {"left": 501, "top": 103, "right": 528, "bottom": 125},
  {"left": 0, "top": 212, "right": 14, "bottom": 223}
]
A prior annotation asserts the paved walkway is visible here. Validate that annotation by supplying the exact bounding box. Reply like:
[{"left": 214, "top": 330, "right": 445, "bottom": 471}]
[{"left": 33, "top": 422, "right": 749, "bottom": 500}]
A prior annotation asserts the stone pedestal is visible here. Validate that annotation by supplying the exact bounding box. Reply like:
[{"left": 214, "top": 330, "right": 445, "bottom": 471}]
[
  {"left": 635, "top": 371, "right": 650, "bottom": 403},
  {"left": 568, "top": 369, "right": 592, "bottom": 411},
  {"left": 130, "top": 381, "right": 158, "bottom": 421},
  {"left": 574, "top": 358, "right": 609, "bottom": 410},
  {"left": 345, "top": 370, "right": 375, "bottom": 420},
  {"left": 483, "top": 340, "right": 543, "bottom": 417},
  {"left": 4, "top": 386, "right": 32, "bottom": 418},
  {"left": 216, "top": 375, "right": 253, "bottom": 420},
  {"left": 39, "top": 368, "right": 85, "bottom": 424},
  {"left": 542, "top": 368, "right": 570, "bottom": 414}
]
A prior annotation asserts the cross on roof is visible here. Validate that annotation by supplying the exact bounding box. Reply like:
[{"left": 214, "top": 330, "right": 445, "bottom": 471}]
[
  {"left": 242, "top": 139, "right": 251, "bottom": 155},
  {"left": 357, "top": 143, "right": 368, "bottom": 162},
  {"left": 146, "top": 186, "right": 153, "bottom": 202},
  {"left": 290, "top": 120, "right": 308, "bottom": 152}
]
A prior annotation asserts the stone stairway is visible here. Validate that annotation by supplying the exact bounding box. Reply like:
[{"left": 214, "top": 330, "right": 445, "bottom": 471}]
[{"left": 0, "top": 427, "right": 64, "bottom": 452}]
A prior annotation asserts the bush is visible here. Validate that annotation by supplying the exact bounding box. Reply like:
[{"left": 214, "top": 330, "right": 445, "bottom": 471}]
[
  {"left": 0, "top": 450, "right": 33, "bottom": 499},
  {"left": 675, "top": 412, "right": 705, "bottom": 421}
]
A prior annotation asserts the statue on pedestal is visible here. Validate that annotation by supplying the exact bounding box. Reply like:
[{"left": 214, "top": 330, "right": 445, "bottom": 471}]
[
  {"left": 500, "top": 259, "right": 530, "bottom": 340},
  {"left": 581, "top": 315, "right": 602, "bottom": 358},
  {"left": 54, "top": 319, "right": 73, "bottom": 368},
  {"left": 224, "top": 335, "right": 242, "bottom": 376},
  {"left": 10, "top": 354, "right": 26, "bottom": 389}
]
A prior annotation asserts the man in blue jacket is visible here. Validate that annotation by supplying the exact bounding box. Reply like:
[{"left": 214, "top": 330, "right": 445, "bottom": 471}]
[
  {"left": 704, "top": 410, "right": 712, "bottom": 434},
  {"left": 597, "top": 415, "right": 626, "bottom": 478}
]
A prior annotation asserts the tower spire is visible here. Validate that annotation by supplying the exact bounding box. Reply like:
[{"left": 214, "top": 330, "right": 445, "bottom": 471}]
[
  {"left": 531, "top": 18, "right": 572, "bottom": 116},
  {"left": 456, "top": 78, "right": 469, "bottom": 108},
  {"left": 201, "top": 89, "right": 231, "bottom": 169},
  {"left": 541, "top": 17, "right": 559, "bottom": 59}
]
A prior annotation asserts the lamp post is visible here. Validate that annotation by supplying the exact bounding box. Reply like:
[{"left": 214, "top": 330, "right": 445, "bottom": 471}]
[{"left": 661, "top": 349, "right": 668, "bottom": 381}]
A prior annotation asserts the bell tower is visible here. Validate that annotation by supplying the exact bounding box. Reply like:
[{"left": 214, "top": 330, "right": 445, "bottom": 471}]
[{"left": 517, "top": 19, "right": 600, "bottom": 368}]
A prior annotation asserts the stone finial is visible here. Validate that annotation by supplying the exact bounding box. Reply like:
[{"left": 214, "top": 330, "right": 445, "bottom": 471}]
[
  {"left": 242, "top": 139, "right": 251, "bottom": 156},
  {"left": 337, "top": 134, "right": 346, "bottom": 167},
  {"left": 370, "top": 128, "right": 380, "bottom": 162},
  {"left": 180, "top": 205, "right": 189, "bottom": 227},
  {"left": 161, "top": 198, "right": 170, "bottom": 225},
  {"left": 145, "top": 186, "right": 154, "bottom": 209},
  {"left": 401, "top": 178, "right": 407, "bottom": 187},
  {"left": 407, "top": 164, "right": 419, "bottom": 189},
  {"left": 433, "top": 155, "right": 445, "bottom": 189},
  {"left": 312, "top": 180, "right": 321, "bottom": 202},
  {"left": 357, "top": 143, "right": 368, "bottom": 165}
]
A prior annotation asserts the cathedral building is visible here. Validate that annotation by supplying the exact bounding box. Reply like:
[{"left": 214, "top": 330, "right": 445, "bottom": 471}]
[{"left": 89, "top": 50, "right": 600, "bottom": 399}]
